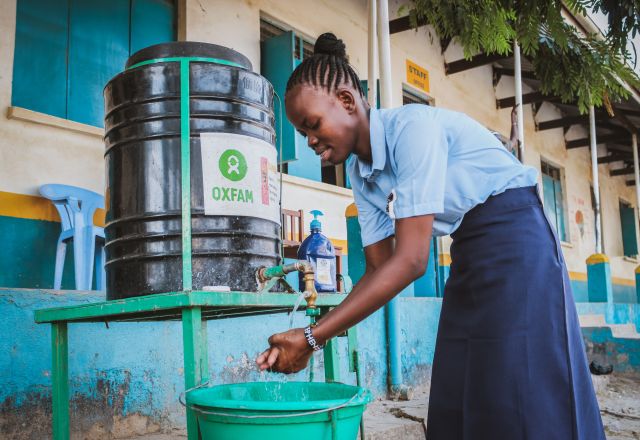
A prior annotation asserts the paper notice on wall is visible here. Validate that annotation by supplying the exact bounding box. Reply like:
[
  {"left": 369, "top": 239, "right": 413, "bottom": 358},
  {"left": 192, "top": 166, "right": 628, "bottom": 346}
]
[{"left": 200, "top": 132, "right": 280, "bottom": 224}]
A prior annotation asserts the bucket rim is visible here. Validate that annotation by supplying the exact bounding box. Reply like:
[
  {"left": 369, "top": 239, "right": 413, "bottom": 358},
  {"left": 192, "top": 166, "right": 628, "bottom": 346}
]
[{"left": 185, "top": 381, "right": 372, "bottom": 412}]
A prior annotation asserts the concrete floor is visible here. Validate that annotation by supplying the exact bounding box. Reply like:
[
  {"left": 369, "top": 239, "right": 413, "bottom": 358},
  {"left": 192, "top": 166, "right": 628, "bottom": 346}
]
[{"left": 127, "top": 374, "right": 640, "bottom": 440}]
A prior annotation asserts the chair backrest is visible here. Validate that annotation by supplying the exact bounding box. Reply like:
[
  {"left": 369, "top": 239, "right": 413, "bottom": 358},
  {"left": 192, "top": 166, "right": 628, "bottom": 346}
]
[
  {"left": 39, "top": 184, "right": 104, "bottom": 232},
  {"left": 281, "top": 209, "right": 305, "bottom": 247}
]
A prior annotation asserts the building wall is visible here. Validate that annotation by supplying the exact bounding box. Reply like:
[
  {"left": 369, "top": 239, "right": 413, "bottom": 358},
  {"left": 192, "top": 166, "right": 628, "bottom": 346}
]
[{"left": 2, "top": 0, "right": 640, "bottom": 291}]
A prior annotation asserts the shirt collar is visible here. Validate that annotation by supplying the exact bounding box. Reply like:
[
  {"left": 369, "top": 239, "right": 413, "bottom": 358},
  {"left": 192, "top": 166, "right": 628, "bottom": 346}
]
[{"left": 357, "top": 108, "right": 387, "bottom": 182}]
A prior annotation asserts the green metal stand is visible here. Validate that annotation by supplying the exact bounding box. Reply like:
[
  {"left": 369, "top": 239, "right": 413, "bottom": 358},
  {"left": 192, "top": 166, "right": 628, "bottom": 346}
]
[
  {"left": 182, "top": 307, "right": 207, "bottom": 439},
  {"left": 51, "top": 322, "right": 69, "bottom": 439},
  {"left": 36, "top": 291, "right": 350, "bottom": 439}
]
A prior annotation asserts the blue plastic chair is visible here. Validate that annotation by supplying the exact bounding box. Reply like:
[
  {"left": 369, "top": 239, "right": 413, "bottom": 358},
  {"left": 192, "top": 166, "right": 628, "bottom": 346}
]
[{"left": 39, "top": 184, "right": 106, "bottom": 291}]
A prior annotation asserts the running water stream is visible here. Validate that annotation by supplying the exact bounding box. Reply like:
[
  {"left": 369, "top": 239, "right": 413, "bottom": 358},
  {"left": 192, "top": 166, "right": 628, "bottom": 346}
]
[{"left": 289, "top": 290, "right": 309, "bottom": 328}]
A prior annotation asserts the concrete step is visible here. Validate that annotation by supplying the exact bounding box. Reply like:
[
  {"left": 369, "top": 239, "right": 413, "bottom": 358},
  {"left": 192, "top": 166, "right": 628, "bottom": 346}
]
[
  {"left": 580, "top": 314, "right": 640, "bottom": 339},
  {"left": 580, "top": 314, "right": 607, "bottom": 327},
  {"left": 608, "top": 323, "right": 640, "bottom": 339}
]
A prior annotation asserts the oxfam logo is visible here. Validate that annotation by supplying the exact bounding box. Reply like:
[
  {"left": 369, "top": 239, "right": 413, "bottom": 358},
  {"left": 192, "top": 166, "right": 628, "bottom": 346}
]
[{"left": 219, "top": 149, "right": 248, "bottom": 181}]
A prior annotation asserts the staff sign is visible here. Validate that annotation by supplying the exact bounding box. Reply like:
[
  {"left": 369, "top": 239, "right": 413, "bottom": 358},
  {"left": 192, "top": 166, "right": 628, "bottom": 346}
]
[{"left": 406, "top": 59, "right": 429, "bottom": 94}]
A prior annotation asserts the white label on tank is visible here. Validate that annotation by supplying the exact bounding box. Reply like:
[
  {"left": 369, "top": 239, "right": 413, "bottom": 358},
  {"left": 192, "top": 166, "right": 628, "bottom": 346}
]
[
  {"left": 200, "top": 133, "right": 280, "bottom": 224},
  {"left": 316, "top": 257, "right": 332, "bottom": 285}
]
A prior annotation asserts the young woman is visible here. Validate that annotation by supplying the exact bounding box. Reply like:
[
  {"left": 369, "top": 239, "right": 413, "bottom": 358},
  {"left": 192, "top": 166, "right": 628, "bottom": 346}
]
[{"left": 256, "top": 33, "right": 604, "bottom": 439}]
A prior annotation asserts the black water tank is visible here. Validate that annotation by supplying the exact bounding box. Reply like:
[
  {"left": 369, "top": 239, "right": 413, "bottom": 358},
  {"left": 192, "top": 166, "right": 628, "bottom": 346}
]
[{"left": 104, "top": 42, "right": 281, "bottom": 299}]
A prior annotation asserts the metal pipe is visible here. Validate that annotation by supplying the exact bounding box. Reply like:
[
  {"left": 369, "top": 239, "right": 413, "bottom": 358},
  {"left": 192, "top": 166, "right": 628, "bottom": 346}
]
[
  {"left": 377, "top": 0, "right": 409, "bottom": 399},
  {"left": 256, "top": 261, "right": 318, "bottom": 309},
  {"left": 368, "top": 0, "right": 378, "bottom": 108},
  {"left": 633, "top": 134, "right": 640, "bottom": 235},
  {"left": 377, "top": 0, "right": 392, "bottom": 108},
  {"left": 514, "top": 40, "right": 525, "bottom": 159},
  {"left": 590, "top": 105, "right": 603, "bottom": 254}
]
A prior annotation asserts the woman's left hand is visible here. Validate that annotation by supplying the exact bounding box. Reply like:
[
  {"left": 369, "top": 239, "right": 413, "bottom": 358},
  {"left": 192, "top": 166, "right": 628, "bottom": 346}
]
[{"left": 256, "top": 328, "right": 314, "bottom": 373}]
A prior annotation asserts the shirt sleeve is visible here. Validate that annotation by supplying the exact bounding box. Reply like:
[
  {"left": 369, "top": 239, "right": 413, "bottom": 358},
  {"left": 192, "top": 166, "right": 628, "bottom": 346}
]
[
  {"left": 348, "top": 160, "right": 395, "bottom": 247},
  {"left": 392, "top": 115, "right": 448, "bottom": 218}
]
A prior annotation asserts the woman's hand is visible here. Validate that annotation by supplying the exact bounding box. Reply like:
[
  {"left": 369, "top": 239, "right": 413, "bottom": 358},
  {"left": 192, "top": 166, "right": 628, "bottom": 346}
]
[{"left": 256, "top": 328, "right": 314, "bottom": 374}]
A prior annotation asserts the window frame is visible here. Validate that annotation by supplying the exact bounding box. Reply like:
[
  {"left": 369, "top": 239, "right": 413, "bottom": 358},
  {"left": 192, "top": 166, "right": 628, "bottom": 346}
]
[
  {"left": 618, "top": 198, "right": 638, "bottom": 258},
  {"left": 260, "top": 15, "right": 350, "bottom": 188},
  {"left": 540, "top": 159, "right": 570, "bottom": 243},
  {"left": 402, "top": 84, "right": 435, "bottom": 106}
]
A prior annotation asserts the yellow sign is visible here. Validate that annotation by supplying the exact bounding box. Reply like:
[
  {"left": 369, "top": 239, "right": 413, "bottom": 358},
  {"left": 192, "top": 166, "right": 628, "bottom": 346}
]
[{"left": 406, "top": 59, "right": 430, "bottom": 94}]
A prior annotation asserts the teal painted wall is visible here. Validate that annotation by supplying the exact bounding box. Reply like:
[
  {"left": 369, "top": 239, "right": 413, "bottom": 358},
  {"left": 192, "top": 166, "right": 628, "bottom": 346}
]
[
  {"left": 612, "top": 283, "right": 637, "bottom": 303},
  {"left": 582, "top": 327, "right": 640, "bottom": 373},
  {"left": 571, "top": 279, "right": 637, "bottom": 304},
  {"left": 3, "top": 288, "right": 639, "bottom": 437},
  {"left": 570, "top": 280, "right": 589, "bottom": 302},
  {"left": 0, "top": 216, "right": 76, "bottom": 289}
]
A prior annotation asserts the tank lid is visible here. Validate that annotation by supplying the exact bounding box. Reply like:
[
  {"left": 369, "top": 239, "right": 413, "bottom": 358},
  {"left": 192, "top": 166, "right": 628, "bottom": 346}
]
[{"left": 125, "top": 41, "right": 253, "bottom": 71}]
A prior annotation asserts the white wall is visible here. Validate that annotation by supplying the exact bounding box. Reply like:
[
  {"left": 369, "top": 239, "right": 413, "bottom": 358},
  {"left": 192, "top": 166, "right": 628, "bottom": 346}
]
[{"left": 0, "top": 0, "right": 106, "bottom": 196}]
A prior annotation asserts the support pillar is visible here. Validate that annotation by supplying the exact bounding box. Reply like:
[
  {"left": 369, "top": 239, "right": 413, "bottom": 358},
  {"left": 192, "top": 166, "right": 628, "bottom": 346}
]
[
  {"left": 182, "top": 307, "right": 208, "bottom": 440},
  {"left": 632, "top": 133, "right": 640, "bottom": 304},
  {"left": 589, "top": 105, "right": 603, "bottom": 255},
  {"left": 367, "top": 0, "right": 378, "bottom": 108},
  {"left": 513, "top": 39, "right": 525, "bottom": 159},
  {"left": 346, "top": 204, "right": 365, "bottom": 284},
  {"left": 635, "top": 266, "right": 640, "bottom": 304},
  {"left": 586, "top": 254, "right": 613, "bottom": 303}
]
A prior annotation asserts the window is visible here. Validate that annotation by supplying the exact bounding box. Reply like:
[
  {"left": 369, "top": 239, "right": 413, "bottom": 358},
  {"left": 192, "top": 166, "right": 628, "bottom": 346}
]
[
  {"left": 402, "top": 86, "right": 435, "bottom": 106},
  {"left": 260, "top": 19, "right": 324, "bottom": 183},
  {"left": 619, "top": 200, "right": 638, "bottom": 257},
  {"left": 541, "top": 161, "right": 569, "bottom": 242},
  {"left": 12, "top": 0, "right": 176, "bottom": 128}
]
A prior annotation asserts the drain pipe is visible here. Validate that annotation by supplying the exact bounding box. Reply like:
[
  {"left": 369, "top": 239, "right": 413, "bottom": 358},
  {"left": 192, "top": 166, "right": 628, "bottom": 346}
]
[
  {"left": 633, "top": 133, "right": 640, "bottom": 223},
  {"left": 368, "top": 0, "right": 378, "bottom": 108},
  {"left": 589, "top": 105, "right": 603, "bottom": 254},
  {"left": 513, "top": 40, "right": 525, "bottom": 160},
  {"left": 377, "top": 0, "right": 410, "bottom": 400}
]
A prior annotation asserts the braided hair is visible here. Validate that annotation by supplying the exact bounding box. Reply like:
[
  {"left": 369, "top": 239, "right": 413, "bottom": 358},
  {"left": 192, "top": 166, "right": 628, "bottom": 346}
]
[{"left": 285, "top": 33, "right": 364, "bottom": 97}]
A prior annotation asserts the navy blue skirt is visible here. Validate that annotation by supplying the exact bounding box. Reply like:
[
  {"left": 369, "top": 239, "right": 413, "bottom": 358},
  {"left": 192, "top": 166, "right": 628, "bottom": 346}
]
[{"left": 426, "top": 186, "right": 605, "bottom": 440}]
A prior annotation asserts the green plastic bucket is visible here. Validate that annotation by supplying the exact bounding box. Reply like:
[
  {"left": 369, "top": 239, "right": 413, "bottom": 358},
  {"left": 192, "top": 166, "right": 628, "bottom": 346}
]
[{"left": 186, "top": 381, "right": 372, "bottom": 440}]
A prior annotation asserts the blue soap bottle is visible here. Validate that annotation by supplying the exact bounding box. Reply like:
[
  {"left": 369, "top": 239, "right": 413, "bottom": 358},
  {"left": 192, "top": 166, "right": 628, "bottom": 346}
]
[{"left": 297, "top": 210, "right": 337, "bottom": 292}]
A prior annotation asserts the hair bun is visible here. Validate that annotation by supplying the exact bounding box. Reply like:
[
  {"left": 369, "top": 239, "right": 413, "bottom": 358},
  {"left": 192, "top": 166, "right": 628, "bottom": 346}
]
[{"left": 314, "top": 33, "right": 348, "bottom": 61}]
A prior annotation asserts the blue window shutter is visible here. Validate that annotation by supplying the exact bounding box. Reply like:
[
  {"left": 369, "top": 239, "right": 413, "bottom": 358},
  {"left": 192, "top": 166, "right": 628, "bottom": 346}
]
[
  {"left": 130, "top": 0, "right": 176, "bottom": 54},
  {"left": 553, "top": 178, "right": 567, "bottom": 241},
  {"left": 261, "top": 31, "right": 299, "bottom": 163},
  {"left": 360, "top": 80, "right": 380, "bottom": 108},
  {"left": 620, "top": 202, "right": 638, "bottom": 256},
  {"left": 542, "top": 174, "right": 559, "bottom": 235},
  {"left": 67, "top": 0, "right": 130, "bottom": 127},
  {"left": 287, "top": 132, "right": 321, "bottom": 181},
  {"left": 12, "top": 0, "right": 68, "bottom": 118}
]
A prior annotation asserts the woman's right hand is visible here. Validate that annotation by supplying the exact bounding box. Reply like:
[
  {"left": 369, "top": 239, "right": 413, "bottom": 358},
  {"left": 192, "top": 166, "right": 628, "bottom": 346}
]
[{"left": 256, "top": 328, "right": 314, "bottom": 374}]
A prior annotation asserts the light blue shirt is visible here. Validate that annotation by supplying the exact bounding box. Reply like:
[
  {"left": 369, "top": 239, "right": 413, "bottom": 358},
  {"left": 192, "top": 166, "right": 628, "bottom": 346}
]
[{"left": 348, "top": 104, "right": 538, "bottom": 246}]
